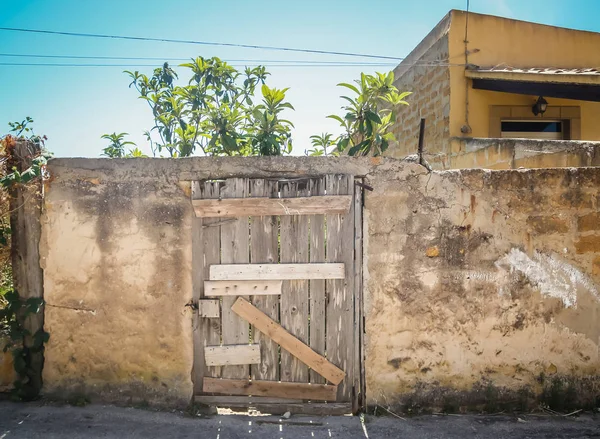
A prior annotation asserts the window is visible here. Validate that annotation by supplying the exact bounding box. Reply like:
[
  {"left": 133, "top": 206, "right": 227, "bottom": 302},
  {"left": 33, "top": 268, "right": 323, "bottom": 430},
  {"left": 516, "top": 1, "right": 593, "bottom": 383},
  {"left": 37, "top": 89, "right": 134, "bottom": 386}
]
[
  {"left": 489, "top": 106, "right": 579, "bottom": 140},
  {"left": 501, "top": 120, "right": 564, "bottom": 140}
]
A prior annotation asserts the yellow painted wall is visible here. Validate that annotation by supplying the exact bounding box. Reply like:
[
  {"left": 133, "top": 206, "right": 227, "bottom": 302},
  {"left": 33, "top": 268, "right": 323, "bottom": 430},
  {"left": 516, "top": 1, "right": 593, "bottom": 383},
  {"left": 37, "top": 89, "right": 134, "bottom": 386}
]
[
  {"left": 41, "top": 157, "right": 600, "bottom": 411},
  {"left": 447, "top": 11, "right": 600, "bottom": 140}
]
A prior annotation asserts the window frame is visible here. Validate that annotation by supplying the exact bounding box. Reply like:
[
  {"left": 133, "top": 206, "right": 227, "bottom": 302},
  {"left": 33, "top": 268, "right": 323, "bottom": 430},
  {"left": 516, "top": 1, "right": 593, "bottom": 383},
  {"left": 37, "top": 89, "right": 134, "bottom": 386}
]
[{"left": 489, "top": 105, "right": 580, "bottom": 140}]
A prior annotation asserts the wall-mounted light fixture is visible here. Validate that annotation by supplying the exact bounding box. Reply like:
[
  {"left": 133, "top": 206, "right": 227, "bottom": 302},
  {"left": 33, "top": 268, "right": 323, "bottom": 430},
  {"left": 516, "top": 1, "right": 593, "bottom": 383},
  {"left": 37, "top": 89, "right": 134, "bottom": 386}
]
[{"left": 532, "top": 96, "right": 548, "bottom": 116}]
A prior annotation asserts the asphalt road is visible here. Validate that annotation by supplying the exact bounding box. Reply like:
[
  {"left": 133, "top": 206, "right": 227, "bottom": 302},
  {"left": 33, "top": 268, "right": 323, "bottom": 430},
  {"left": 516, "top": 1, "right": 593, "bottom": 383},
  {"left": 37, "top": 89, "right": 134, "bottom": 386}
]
[{"left": 1, "top": 401, "right": 599, "bottom": 438}]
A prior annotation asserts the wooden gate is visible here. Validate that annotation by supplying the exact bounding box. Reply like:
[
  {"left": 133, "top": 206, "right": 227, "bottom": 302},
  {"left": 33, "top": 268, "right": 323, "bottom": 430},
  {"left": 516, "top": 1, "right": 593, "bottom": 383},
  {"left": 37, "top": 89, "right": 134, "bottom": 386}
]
[{"left": 191, "top": 174, "right": 364, "bottom": 414}]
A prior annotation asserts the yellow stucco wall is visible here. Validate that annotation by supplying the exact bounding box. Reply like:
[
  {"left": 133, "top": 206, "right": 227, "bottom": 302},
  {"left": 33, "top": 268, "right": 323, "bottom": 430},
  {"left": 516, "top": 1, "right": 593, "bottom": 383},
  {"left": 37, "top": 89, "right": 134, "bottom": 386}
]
[
  {"left": 364, "top": 163, "right": 600, "bottom": 410},
  {"left": 38, "top": 157, "right": 600, "bottom": 411},
  {"left": 40, "top": 170, "right": 195, "bottom": 407},
  {"left": 447, "top": 11, "right": 600, "bottom": 141}
]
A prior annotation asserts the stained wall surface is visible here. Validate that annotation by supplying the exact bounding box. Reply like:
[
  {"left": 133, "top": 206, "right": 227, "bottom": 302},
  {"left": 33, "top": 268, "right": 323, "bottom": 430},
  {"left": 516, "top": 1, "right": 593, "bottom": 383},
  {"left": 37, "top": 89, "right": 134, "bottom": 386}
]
[
  {"left": 39, "top": 157, "right": 600, "bottom": 409},
  {"left": 364, "top": 162, "right": 600, "bottom": 410},
  {"left": 40, "top": 163, "right": 195, "bottom": 406}
]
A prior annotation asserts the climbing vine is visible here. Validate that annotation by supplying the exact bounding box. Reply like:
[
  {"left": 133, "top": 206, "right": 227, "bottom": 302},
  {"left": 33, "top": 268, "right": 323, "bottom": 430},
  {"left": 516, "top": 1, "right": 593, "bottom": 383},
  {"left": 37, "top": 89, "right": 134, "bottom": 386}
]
[
  {"left": 0, "top": 117, "right": 50, "bottom": 400},
  {"left": 0, "top": 293, "right": 48, "bottom": 399}
]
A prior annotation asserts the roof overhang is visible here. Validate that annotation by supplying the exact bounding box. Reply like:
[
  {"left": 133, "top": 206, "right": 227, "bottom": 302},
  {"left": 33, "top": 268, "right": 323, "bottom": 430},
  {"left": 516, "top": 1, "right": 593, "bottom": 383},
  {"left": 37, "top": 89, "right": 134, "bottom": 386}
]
[{"left": 465, "top": 69, "right": 600, "bottom": 102}]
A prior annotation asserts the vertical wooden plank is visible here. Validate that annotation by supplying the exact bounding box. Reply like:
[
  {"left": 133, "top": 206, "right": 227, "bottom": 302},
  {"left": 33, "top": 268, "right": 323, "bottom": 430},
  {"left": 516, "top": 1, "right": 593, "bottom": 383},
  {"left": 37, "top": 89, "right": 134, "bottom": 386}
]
[
  {"left": 309, "top": 177, "right": 326, "bottom": 384},
  {"left": 279, "top": 180, "right": 309, "bottom": 383},
  {"left": 191, "top": 181, "right": 204, "bottom": 393},
  {"left": 200, "top": 181, "right": 223, "bottom": 381},
  {"left": 353, "top": 180, "right": 364, "bottom": 413},
  {"left": 326, "top": 174, "right": 355, "bottom": 401},
  {"left": 10, "top": 141, "right": 44, "bottom": 396},
  {"left": 250, "top": 178, "right": 280, "bottom": 382},
  {"left": 342, "top": 174, "right": 356, "bottom": 402},
  {"left": 220, "top": 178, "right": 250, "bottom": 379}
]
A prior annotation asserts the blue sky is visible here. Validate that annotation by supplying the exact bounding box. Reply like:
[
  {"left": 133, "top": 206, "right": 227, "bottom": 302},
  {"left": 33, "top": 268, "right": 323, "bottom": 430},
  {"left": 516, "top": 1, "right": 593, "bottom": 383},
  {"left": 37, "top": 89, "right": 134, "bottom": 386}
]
[{"left": 1, "top": 0, "right": 599, "bottom": 157}]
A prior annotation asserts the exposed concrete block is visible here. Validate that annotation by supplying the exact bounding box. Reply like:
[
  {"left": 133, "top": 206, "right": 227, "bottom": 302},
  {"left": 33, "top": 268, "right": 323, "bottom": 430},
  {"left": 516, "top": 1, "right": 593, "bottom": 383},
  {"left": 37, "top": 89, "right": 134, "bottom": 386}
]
[
  {"left": 593, "top": 256, "right": 600, "bottom": 277},
  {"left": 527, "top": 215, "right": 570, "bottom": 234},
  {"left": 575, "top": 234, "right": 600, "bottom": 254},
  {"left": 577, "top": 212, "right": 600, "bottom": 232}
]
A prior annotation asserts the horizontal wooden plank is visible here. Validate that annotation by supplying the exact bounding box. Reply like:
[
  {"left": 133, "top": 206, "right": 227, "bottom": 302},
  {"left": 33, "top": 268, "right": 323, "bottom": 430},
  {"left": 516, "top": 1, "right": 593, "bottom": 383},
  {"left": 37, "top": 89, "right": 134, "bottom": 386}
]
[
  {"left": 192, "top": 195, "right": 352, "bottom": 218},
  {"left": 198, "top": 299, "right": 220, "bottom": 318},
  {"left": 204, "top": 280, "right": 282, "bottom": 297},
  {"left": 194, "top": 396, "right": 302, "bottom": 405},
  {"left": 210, "top": 263, "right": 345, "bottom": 281},
  {"left": 204, "top": 345, "right": 261, "bottom": 366},
  {"left": 231, "top": 297, "right": 346, "bottom": 385},
  {"left": 203, "top": 377, "right": 337, "bottom": 401}
]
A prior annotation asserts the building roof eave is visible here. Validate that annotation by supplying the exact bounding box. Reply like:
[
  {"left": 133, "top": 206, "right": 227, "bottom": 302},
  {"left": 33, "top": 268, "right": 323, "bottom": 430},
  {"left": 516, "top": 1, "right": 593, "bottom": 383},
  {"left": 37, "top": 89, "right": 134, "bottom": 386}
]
[{"left": 465, "top": 68, "right": 600, "bottom": 86}]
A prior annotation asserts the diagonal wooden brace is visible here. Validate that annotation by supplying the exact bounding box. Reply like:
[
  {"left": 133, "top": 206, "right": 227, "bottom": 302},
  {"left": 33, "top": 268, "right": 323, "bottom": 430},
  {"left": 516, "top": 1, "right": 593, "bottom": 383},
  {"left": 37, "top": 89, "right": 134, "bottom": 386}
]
[{"left": 231, "top": 297, "right": 346, "bottom": 385}]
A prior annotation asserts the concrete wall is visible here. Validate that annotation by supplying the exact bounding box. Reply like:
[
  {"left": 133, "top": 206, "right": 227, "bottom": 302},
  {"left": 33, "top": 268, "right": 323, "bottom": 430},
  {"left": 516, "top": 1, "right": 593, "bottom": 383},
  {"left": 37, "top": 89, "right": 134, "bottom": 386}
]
[
  {"left": 427, "top": 138, "right": 600, "bottom": 170},
  {"left": 39, "top": 157, "right": 600, "bottom": 411},
  {"left": 390, "top": 14, "right": 451, "bottom": 159},
  {"left": 38, "top": 157, "right": 373, "bottom": 406},
  {"left": 40, "top": 162, "right": 195, "bottom": 406},
  {"left": 365, "top": 162, "right": 600, "bottom": 411}
]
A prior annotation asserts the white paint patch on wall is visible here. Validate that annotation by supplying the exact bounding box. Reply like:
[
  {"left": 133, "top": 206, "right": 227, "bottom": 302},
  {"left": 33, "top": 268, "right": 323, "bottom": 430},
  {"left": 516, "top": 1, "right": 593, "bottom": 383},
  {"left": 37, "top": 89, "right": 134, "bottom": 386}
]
[{"left": 495, "top": 249, "right": 599, "bottom": 308}]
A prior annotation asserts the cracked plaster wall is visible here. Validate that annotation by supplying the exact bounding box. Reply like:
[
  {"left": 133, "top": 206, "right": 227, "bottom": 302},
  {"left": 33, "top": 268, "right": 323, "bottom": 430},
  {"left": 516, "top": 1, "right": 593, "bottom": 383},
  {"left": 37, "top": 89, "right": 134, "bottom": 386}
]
[
  {"left": 38, "top": 157, "right": 600, "bottom": 409},
  {"left": 40, "top": 171, "right": 194, "bottom": 406},
  {"left": 364, "top": 164, "right": 600, "bottom": 410}
]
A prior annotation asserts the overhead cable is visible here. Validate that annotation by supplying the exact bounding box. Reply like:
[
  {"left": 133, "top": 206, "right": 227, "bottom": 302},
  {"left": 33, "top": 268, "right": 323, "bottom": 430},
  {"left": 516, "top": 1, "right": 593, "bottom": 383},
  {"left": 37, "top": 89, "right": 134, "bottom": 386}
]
[
  {"left": 0, "top": 62, "right": 401, "bottom": 68},
  {"left": 0, "top": 52, "right": 399, "bottom": 65},
  {"left": 0, "top": 61, "right": 465, "bottom": 68},
  {"left": 0, "top": 26, "right": 405, "bottom": 61}
]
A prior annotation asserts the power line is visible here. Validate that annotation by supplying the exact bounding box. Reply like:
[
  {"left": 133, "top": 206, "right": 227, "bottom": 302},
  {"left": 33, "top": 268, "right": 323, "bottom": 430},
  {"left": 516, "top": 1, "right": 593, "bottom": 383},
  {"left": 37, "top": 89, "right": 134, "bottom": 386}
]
[
  {"left": 0, "top": 53, "right": 192, "bottom": 61},
  {"left": 0, "top": 54, "right": 464, "bottom": 68},
  {"left": 0, "top": 62, "right": 404, "bottom": 68},
  {"left": 0, "top": 53, "right": 396, "bottom": 65},
  {"left": 0, "top": 26, "right": 405, "bottom": 61},
  {"left": 0, "top": 61, "right": 466, "bottom": 68}
]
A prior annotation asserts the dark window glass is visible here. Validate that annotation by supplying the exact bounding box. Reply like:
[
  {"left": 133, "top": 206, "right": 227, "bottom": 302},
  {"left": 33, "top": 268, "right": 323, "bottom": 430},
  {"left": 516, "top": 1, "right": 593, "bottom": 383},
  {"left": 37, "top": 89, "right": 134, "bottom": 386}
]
[{"left": 501, "top": 121, "right": 562, "bottom": 133}]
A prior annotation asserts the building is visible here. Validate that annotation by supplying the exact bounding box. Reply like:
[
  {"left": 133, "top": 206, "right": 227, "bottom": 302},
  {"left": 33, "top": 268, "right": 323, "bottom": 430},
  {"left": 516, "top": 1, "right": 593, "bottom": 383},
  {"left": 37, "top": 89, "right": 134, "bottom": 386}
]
[{"left": 390, "top": 10, "right": 600, "bottom": 169}]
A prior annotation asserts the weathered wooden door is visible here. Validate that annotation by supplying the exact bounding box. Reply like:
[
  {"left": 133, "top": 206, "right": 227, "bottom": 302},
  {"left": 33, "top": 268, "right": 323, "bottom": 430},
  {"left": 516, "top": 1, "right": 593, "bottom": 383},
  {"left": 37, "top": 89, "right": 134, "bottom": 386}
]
[{"left": 191, "top": 175, "right": 363, "bottom": 414}]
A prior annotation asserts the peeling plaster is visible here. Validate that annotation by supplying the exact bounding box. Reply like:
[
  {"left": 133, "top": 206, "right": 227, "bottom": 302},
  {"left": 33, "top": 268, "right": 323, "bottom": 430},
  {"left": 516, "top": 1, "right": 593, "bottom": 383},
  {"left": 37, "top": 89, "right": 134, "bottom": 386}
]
[{"left": 496, "top": 249, "right": 599, "bottom": 308}]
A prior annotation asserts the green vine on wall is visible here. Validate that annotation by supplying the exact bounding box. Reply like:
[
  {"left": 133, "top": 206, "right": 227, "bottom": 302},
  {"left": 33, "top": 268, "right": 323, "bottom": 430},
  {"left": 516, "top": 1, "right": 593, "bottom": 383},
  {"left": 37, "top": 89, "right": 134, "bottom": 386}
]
[
  {"left": 1, "top": 117, "right": 50, "bottom": 400},
  {"left": 0, "top": 293, "right": 49, "bottom": 400}
]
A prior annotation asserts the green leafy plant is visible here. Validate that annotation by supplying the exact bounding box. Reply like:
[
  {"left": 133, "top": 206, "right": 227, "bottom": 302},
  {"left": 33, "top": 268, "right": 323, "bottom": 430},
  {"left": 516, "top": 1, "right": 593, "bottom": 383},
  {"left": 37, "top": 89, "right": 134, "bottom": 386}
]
[
  {"left": 0, "top": 118, "right": 48, "bottom": 301},
  {"left": 100, "top": 132, "right": 138, "bottom": 158},
  {"left": 327, "top": 71, "right": 410, "bottom": 156},
  {"left": 0, "top": 291, "right": 49, "bottom": 400},
  {"left": 7, "top": 117, "right": 47, "bottom": 149},
  {"left": 127, "top": 148, "right": 148, "bottom": 158},
  {"left": 123, "top": 57, "right": 294, "bottom": 157},
  {"left": 307, "top": 133, "right": 337, "bottom": 156},
  {"left": 247, "top": 85, "right": 294, "bottom": 156},
  {"left": 8, "top": 117, "right": 34, "bottom": 138},
  {"left": 1, "top": 117, "right": 50, "bottom": 400}
]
